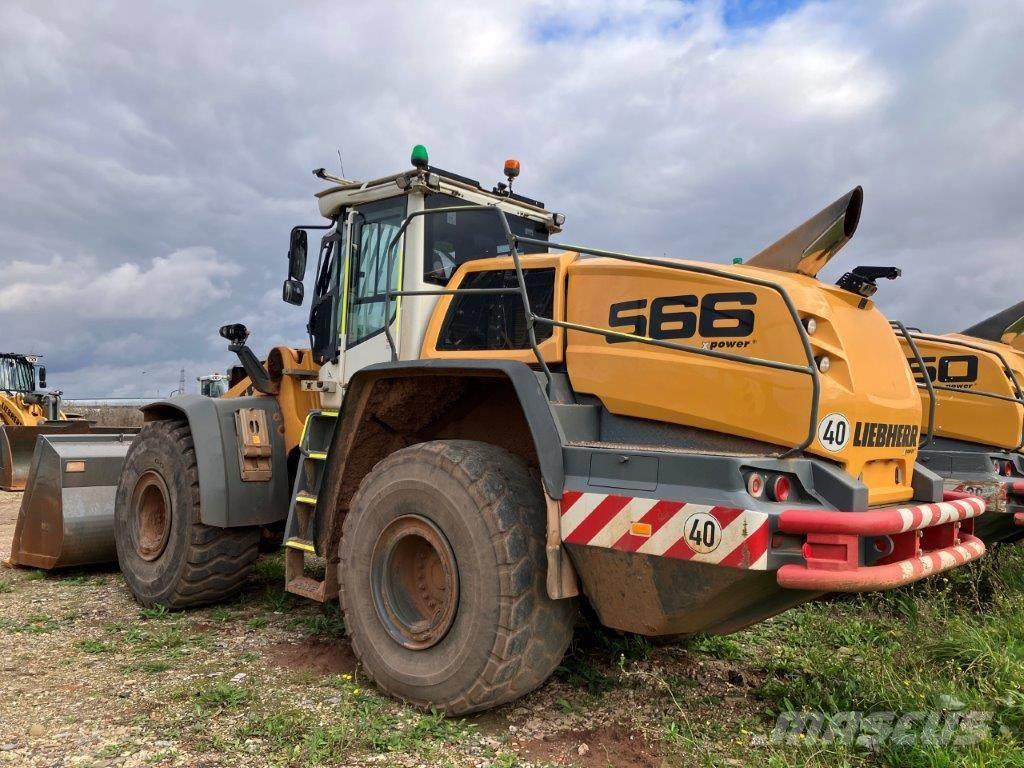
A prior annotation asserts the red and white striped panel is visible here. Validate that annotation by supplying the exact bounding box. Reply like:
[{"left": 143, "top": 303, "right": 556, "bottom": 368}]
[
  {"left": 560, "top": 491, "right": 770, "bottom": 571},
  {"left": 894, "top": 496, "right": 986, "bottom": 532},
  {"left": 944, "top": 480, "right": 1004, "bottom": 513}
]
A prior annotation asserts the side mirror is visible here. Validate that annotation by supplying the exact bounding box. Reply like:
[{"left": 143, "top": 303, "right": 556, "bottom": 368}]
[
  {"left": 288, "top": 229, "right": 308, "bottom": 281},
  {"left": 282, "top": 278, "right": 305, "bottom": 306},
  {"left": 37, "top": 365, "right": 47, "bottom": 390}
]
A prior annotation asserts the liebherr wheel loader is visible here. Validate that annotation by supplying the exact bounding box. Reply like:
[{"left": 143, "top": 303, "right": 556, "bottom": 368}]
[
  {"left": 895, "top": 301, "right": 1024, "bottom": 544},
  {"left": 6, "top": 346, "right": 320, "bottom": 569},
  {"left": 0, "top": 353, "right": 109, "bottom": 492},
  {"left": 11, "top": 149, "right": 987, "bottom": 715}
]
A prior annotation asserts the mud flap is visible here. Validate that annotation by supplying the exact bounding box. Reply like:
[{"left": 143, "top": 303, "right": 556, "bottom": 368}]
[{"left": 7, "top": 433, "right": 137, "bottom": 569}]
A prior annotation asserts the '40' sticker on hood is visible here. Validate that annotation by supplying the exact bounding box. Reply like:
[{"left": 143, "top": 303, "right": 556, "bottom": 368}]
[{"left": 816, "top": 413, "right": 850, "bottom": 452}]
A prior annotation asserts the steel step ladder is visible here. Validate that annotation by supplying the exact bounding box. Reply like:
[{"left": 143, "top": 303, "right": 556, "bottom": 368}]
[{"left": 283, "top": 409, "right": 340, "bottom": 602}]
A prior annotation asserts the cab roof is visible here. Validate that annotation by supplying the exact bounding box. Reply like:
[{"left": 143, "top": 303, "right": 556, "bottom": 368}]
[{"left": 313, "top": 164, "right": 556, "bottom": 227}]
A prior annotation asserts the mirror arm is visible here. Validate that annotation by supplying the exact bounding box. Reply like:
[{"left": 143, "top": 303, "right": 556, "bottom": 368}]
[{"left": 228, "top": 343, "right": 279, "bottom": 395}]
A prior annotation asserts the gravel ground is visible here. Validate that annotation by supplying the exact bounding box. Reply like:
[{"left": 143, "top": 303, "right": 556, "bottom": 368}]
[{"left": 0, "top": 491, "right": 757, "bottom": 768}]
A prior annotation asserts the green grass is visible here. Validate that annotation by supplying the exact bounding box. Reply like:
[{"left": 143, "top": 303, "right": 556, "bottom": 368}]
[
  {"left": 189, "top": 680, "right": 251, "bottom": 713},
  {"left": 5, "top": 521, "right": 1023, "bottom": 767},
  {"left": 287, "top": 604, "right": 346, "bottom": 638},
  {"left": 139, "top": 604, "right": 172, "bottom": 620},
  {"left": 235, "top": 695, "right": 474, "bottom": 766},
  {"left": 554, "top": 610, "right": 652, "bottom": 695},
  {"left": 253, "top": 552, "right": 286, "bottom": 584},
  {"left": 0, "top": 612, "right": 63, "bottom": 634},
  {"left": 655, "top": 546, "right": 1024, "bottom": 767},
  {"left": 77, "top": 638, "right": 114, "bottom": 654},
  {"left": 125, "top": 659, "right": 174, "bottom": 675},
  {"left": 0, "top": 579, "right": 13, "bottom": 594}
]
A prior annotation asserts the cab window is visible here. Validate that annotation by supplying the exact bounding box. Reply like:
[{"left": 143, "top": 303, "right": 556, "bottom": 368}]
[
  {"left": 423, "top": 193, "right": 549, "bottom": 285},
  {"left": 346, "top": 197, "right": 407, "bottom": 346}
]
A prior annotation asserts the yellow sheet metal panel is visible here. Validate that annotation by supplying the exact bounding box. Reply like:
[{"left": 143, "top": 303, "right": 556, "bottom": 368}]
[
  {"left": 565, "top": 260, "right": 922, "bottom": 506},
  {"left": 223, "top": 346, "right": 320, "bottom": 457},
  {"left": 419, "top": 251, "right": 574, "bottom": 364},
  {"left": 900, "top": 333, "right": 1024, "bottom": 450}
]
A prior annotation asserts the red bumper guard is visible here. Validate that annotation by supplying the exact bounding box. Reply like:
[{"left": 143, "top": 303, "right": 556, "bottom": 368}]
[
  {"left": 776, "top": 491, "right": 986, "bottom": 592},
  {"left": 1011, "top": 480, "right": 1024, "bottom": 527}
]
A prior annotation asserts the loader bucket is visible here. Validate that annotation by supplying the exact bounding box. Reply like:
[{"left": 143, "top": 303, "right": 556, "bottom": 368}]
[
  {"left": 0, "top": 422, "right": 124, "bottom": 492},
  {"left": 7, "top": 432, "right": 137, "bottom": 569}
]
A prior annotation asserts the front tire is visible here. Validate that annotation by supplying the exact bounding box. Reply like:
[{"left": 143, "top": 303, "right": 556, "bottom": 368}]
[
  {"left": 114, "top": 419, "right": 259, "bottom": 609},
  {"left": 339, "top": 440, "right": 576, "bottom": 715}
]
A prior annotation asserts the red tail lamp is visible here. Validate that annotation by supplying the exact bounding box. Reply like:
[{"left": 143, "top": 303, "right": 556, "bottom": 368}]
[
  {"left": 770, "top": 475, "right": 792, "bottom": 503},
  {"left": 746, "top": 472, "right": 765, "bottom": 498}
]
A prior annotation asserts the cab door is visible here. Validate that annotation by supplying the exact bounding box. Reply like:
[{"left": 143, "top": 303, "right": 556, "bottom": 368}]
[
  {"left": 308, "top": 222, "right": 346, "bottom": 365},
  {"left": 340, "top": 196, "right": 409, "bottom": 383}
]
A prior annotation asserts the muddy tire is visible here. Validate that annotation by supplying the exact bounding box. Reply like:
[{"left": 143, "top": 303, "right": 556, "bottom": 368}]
[
  {"left": 114, "top": 419, "right": 259, "bottom": 610},
  {"left": 339, "top": 440, "right": 576, "bottom": 715}
]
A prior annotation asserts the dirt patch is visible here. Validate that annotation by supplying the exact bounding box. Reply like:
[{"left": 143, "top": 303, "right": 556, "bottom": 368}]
[
  {"left": 0, "top": 490, "right": 21, "bottom": 563},
  {"left": 515, "top": 724, "right": 660, "bottom": 768},
  {"left": 265, "top": 635, "right": 357, "bottom": 676}
]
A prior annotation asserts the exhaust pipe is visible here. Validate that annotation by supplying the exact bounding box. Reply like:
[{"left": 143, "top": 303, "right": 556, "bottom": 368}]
[
  {"left": 746, "top": 187, "right": 863, "bottom": 277},
  {"left": 962, "top": 301, "right": 1024, "bottom": 346}
]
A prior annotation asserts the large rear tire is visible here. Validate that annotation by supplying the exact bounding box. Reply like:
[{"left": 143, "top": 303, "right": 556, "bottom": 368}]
[
  {"left": 114, "top": 419, "right": 259, "bottom": 609},
  {"left": 339, "top": 440, "right": 576, "bottom": 715}
]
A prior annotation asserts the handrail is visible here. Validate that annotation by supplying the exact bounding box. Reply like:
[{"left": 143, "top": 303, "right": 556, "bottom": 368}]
[
  {"left": 380, "top": 204, "right": 822, "bottom": 458},
  {"left": 890, "top": 321, "right": 936, "bottom": 447},
  {"left": 901, "top": 329, "right": 1024, "bottom": 452}
]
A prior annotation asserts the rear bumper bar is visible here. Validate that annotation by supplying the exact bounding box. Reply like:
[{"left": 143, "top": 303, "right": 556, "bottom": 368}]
[
  {"left": 1007, "top": 481, "right": 1024, "bottom": 528},
  {"left": 1012, "top": 481, "right": 1024, "bottom": 527},
  {"left": 776, "top": 492, "right": 986, "bottom": 592}
]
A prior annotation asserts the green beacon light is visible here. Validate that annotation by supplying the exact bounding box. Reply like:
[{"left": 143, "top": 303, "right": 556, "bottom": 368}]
[
  {"left": 732, "top": 257, "right": 743, "bottom": 265},
  {"left": 411, "top": 144, "right": 429, "bottom": 170}
]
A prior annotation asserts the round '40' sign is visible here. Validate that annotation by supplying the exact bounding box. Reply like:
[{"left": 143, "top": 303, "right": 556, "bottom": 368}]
[{"left": 816, "top": 413, "right": 851, "bottom": 453}]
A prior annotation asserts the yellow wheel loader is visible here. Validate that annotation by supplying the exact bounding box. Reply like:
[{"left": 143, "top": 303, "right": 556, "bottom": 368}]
[
  {"left": 0, "top": 353, "right": 96, "bottom": 491},
  {"left": 12, "top": 148, "right": 987, "bottom": 714},
  {"left": 895, "top": 301, "right": 1024, "bottom": 544},
  {"left": 6, "top": 348, "right": 320, "bottom": 569}
]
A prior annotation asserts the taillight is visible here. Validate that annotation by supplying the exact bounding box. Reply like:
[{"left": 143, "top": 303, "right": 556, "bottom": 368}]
[
  {"left": 1002, "top": 461, "right": 1015, "bottom": 477},
  {"left": 992, "top": 460, "right": 1001, "bottom": 474},
  {"left": 747, "top": 472, "right": 765, "bottom": 498},
  {"left": 770, "top": 475, "right": 792, "bottom": 503}
]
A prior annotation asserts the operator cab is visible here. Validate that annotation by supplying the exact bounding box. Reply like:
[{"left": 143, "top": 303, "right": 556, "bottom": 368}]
[
  {"left": 198, "top": 373, "right": 229, "bottom": 398},
  {"left": 283, "top": 147, "right": 564, "bottom": 402},
  {"left": 0, "top": 354, "right": 43, "bottom": 394}
]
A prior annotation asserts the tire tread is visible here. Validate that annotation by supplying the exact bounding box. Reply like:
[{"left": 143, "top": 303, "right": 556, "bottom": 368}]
[
  {"left": 339, "top": 440, "right": 575, "bottom": 715},
  {"left": 118, "top": 419, "right": 258, "bottom": 610}
]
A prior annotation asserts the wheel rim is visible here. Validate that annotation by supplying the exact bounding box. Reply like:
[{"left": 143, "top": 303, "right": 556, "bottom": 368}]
[
  {"left": 370, "top": 514, "right": 459, "bottom": 650},
  {"left": 132, "top": 470, "right": 171, "bottom": 561}
]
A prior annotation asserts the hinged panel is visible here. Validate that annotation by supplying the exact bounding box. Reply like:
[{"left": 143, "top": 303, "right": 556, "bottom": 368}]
[{"left": 234, "top": 408, "right": 273, "bottom": 482}]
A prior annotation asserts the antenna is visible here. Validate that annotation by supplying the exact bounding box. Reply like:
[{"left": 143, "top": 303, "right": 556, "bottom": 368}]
[
  {"left": 337, "top": 149, "right": 346, "bottom": 179},
  {"left": 178, "top": 368, "right": 186, "bottom": 396}
]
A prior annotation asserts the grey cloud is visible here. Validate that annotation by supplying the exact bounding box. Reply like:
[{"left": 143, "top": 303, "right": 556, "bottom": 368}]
[{"left": 0, "top": 0, "right": 1021, "bottom": 397}]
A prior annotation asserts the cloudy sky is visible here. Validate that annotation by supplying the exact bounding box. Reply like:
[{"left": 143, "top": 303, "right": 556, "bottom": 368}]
[{"left": 1, "top": 0, "right": 1021, "bottom": 397}]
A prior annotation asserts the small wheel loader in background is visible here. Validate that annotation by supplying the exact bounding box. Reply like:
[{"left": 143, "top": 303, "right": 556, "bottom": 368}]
[
  {"left": 197, "top": 373, "right": 229, "bottom": 398},
  {"left": 895, "top": 302, "right": 1024, "bottom": 544},
  {"left": 0, "top": 353, "right": 117, "bottom": 492},
  {"left": 10, "top": 149, "right": 987, "bottom": 715},
  {"left": 6, "top": 347, "right": 319, "bottom": 569}
]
